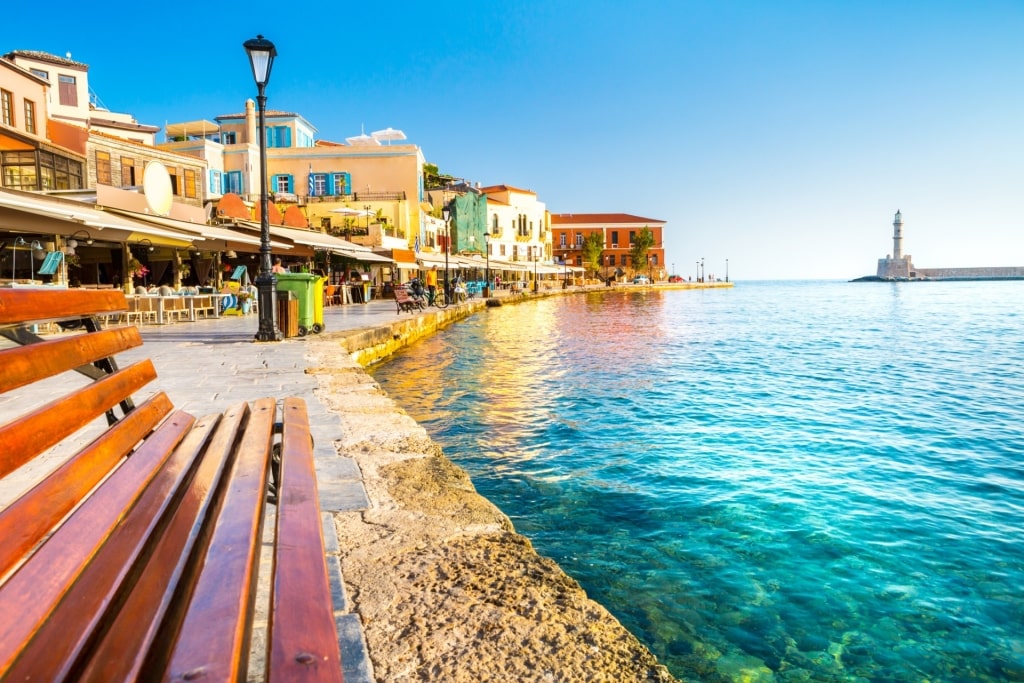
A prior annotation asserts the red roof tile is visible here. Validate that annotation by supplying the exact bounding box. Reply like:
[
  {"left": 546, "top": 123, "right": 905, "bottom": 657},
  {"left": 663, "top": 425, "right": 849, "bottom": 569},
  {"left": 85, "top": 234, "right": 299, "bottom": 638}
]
[{"left": 551, "top": 213, "right": 664, "bottom": 225}]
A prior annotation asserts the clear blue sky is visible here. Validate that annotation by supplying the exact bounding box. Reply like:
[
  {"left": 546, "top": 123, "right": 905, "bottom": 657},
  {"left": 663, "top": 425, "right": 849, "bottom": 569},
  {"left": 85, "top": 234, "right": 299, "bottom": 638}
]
[{"left": 7, "top": 0, "right": 1023, "bottom": 279}]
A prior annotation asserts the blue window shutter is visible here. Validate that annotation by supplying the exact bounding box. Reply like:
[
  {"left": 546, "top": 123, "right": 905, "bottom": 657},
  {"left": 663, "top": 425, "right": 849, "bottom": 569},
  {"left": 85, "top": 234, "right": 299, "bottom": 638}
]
[
  {"left": 328, "top": 173, "right": 338, "bottom": 196},
  {"left": 284, "top": 128, "right": 292, "bottom": 147},
  {"left": 286, "top": 174, "right": 294, "bottom": 192},
  {"left": 271, "top": 174, "right": 280, "bottom": 192},
  {"left": 343, "top": 172, "right": 351, "bottom": 195}
]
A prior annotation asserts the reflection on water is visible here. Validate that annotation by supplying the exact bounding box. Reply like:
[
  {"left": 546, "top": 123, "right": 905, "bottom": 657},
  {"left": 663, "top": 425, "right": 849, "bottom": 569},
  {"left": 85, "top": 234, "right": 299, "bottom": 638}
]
[{"left": 371, "top": 282, "right": 1024, "bottom": 681}]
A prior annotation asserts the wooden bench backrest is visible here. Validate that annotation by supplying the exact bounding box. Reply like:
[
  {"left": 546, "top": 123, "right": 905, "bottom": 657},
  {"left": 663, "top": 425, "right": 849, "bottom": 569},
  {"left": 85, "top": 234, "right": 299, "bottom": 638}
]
[{"left": 0, "top": 288, "right": 342, "bottom": 682}]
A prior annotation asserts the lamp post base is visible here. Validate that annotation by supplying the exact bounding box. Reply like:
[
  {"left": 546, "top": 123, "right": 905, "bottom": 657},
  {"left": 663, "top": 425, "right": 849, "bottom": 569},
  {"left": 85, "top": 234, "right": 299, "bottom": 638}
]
[{"left": 254, "top": 272, "right": 282, "bottom": 342}]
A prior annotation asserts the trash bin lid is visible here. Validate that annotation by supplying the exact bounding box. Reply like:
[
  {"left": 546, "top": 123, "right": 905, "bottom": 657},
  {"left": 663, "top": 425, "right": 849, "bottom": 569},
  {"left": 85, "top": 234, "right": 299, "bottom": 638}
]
[{"left": 275, "top": 272, "right": 319, "bottom": 281}]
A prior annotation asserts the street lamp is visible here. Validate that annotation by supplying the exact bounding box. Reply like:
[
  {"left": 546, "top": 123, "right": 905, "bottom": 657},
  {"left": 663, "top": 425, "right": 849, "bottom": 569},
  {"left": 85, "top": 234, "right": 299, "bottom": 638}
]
[
  {"left": 701, "top": 257, "right": 705, "bottom": 283},
  {"left": 442, "top": 208, "right": 450, "bottom": 299},
  {"left": 484, "top": 232, "right": 491, "bottom": 297},
  {"left": 533, "top": 255, "right": 539, "bottom": 294},
  {"left": 244, "top": 34, "right": 281, "bottom": 342},
  {"left": 364, "top": 204, "right": 371, "bottom": 233},
  {"left": 696, "top": 260, "right": 700, "bottom": 282},
  {"left": 563, "top": 253, "right": 568, "bottom": 288},
  {"left": 726, "top": 258, "right": 729, "bottom": 282}
]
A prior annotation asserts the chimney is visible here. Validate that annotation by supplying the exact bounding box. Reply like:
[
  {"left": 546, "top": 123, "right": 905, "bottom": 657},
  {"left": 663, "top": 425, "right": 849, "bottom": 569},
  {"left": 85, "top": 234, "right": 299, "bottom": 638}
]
[{"left": 245, "top": 99, "right": 257, "bottom": 144}]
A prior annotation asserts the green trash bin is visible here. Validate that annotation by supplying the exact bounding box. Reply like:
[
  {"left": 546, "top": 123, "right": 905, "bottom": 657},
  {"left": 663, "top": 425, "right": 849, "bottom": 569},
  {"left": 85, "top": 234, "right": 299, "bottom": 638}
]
[{"left": 275, "top": 273, "right": 325, "bottom": 336}]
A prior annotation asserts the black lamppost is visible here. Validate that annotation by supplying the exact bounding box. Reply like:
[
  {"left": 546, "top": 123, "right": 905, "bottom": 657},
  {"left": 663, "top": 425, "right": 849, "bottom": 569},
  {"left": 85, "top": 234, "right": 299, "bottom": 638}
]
[
  {"left": 364, "top": 204, "right": 371, "bottom": 233},
  {"left": 533, "top": 255, "right": 539, "bottom": 294},
  {"left": 701, "top": 257, "right": 705, "bottom": 283},
  {"left": 563, "top": 253, "right": 568, "bottom": 287},
  {"left": 484, "top": 232, "right": 491, "bottom": 297},
  {"left": 696, "top": 260, "right": 700, "bottom": 282},
  {"left": 442, "top": 208, "right": 450, "bottom": 298},
  {"left": 726, "top": 258, "right": 729, "bottom": 282},
  {"left": 244, "top": 34, "right": 281, "bottom": 342}
]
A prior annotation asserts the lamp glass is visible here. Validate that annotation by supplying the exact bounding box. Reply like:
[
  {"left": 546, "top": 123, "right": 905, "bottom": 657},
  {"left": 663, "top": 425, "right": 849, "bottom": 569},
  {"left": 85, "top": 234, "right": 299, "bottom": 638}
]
[{"left": 244, "top": 35, "right": 277, "bottom": 86}]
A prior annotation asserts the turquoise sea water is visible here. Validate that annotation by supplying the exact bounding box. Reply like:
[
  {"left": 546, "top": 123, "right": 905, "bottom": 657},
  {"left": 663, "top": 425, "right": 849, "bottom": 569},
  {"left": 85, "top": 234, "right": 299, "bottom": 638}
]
[{"left": 368, "top": 281, "right": 1024, "bottom": 682}]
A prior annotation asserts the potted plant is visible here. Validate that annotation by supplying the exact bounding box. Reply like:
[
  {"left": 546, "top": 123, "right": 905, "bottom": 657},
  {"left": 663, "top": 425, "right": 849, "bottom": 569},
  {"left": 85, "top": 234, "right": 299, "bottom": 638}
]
[{"left": 236, "top": 289, "right": 253, "bottom": 314}]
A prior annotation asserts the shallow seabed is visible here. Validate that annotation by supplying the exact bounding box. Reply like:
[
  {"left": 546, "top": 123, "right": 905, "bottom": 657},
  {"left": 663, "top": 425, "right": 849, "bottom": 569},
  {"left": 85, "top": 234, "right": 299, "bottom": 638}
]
[{"left": 370, "top": 281, "right": 1024, "bottom": 682}]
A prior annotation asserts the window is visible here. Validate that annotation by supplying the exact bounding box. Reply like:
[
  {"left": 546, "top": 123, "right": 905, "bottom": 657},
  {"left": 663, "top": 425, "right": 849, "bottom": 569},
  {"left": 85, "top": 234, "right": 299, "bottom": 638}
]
[
  {"left": 183, "top": 169, "right": 198, "bottom": 198},
  {"left": 629, "top": 231, "right": 636, "bottom": 246},
  {"left": 209, "top": 170, "right": 222, "bottom": 195},
  {"left": 1, "top": 150, "right": 37, "bottom": 190},
  {"left": 621, "top": 255, "right": 628, "bottom": 266},
  {"left": 30, "top": 68, "right": 48, "bottom": 81},
  {"left": 121, "top": 157, "right": 136, "bottom": 186},
  {"left": 24, "top": 100, "right": 36, "bottom": 134},
  {"left": 37, "top": 151, "right": 83, "bottom": 190},
  {"left": 1, "top": 90, "right": 12, "bottom": 126},
  {"left": 311, "top": 173, "right": 327, "bottom": 196},
  {"left": 611, "top": 231, "right": 619, "bottom": 247},
  {"left": 222, "top": 131, "right": 237, "bottom": 144},
  {"left": 168, "top": 168, "right": 180, "bottom": 195},
  {"left": 559, "top": 233, "right": 566, "bottom": 247},
  {"left": 651, "top": 254, "right": 659, "bottom": 266},
  {"left": 225, "top": 171, "right": 242, "bottom": 194},
  {"left": 330, "top": 172, "right": 350, "bottom": 196},
  {"left": 575, "top": 232, "right": 583, "bottom": 246},
  {"left": 492, "top": 214, "right": 499, "bottom": 233},
  {"left": 272, "top": 174, "right": 292, "bottom": 194},
  {"left": 267, "top": 126, "right": 291, "bottom": 148},
  {"left": 58, "top": 75, "right": 78, "bottom": 107},
  {"left": 95, "top": 151, "right": 112, "bottom": 185}
]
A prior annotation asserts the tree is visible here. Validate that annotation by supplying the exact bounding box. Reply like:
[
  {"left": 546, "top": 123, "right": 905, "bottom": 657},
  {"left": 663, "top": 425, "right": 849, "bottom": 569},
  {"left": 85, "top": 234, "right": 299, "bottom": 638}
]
[
  {"left": 581, "top": 233, "right": 605, "bottom": 278},
  {"left": 630, "top": 227, "right": 655, "bottom": 273}
]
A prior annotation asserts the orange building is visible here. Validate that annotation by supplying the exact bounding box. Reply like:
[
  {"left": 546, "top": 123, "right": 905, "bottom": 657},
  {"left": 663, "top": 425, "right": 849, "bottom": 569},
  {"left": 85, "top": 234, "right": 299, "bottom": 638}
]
[{"left": 550, "top": 213, "right": 666, "bottom": 281}]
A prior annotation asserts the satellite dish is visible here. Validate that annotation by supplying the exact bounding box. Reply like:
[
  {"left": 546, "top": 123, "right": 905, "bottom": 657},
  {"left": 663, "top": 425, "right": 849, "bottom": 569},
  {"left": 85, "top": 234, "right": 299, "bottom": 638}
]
[{"left": 143, "top": 161, "right": 173, "bottom": 216}]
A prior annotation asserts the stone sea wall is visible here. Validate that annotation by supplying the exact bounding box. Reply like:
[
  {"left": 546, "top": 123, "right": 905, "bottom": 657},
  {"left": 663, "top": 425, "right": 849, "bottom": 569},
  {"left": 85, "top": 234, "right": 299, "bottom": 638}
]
[{"left": 305, "top": 297, "right": 678, "bottom": 682}]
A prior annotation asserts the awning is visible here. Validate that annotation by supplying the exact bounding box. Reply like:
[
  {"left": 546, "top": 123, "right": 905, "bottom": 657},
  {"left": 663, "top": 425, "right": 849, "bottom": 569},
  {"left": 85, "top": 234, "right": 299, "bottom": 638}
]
[
  {"left": 108, "top": 210, "right": 293, "bottom": 249},
  {"left": 340, "top": 250, "right": 393, "bottom": 263},
  {"left": 235, "top": 220, "right": 370, "bottom": 254},
  {"left": 488, "top": 259, "right": 530, "bottom": 272},
  {"left": 0, "top": 187, "right": 203, "bottom": 243}
]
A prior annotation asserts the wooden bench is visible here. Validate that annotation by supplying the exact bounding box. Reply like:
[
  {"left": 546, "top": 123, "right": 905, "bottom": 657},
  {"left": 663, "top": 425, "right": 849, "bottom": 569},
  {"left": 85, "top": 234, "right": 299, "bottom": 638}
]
[
  {"left": 393, "top": 286, "right": 425, "bottom": 314},
  {"left": 0, "top": 289, "right": 342, "bottom": 682}
]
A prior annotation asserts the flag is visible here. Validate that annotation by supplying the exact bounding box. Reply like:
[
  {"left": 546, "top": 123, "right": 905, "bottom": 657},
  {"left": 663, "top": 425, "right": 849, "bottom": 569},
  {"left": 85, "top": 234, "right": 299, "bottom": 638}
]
[{"left": 307, "top": 165, "right": 316, "bottom": 198}]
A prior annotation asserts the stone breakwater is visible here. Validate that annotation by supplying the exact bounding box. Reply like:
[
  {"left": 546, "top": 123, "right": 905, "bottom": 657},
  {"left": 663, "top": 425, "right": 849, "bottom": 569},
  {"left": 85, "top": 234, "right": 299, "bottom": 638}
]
[{"left": 305, "top": 301, "right": 678, "bottom": 682}]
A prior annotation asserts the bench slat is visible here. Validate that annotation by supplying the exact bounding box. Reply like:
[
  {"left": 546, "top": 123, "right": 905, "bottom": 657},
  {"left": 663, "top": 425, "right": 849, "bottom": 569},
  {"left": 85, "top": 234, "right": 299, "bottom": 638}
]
[
  {"left": 0, "top": 410, "right": 195, "bottom": 675},
  {"left": 0, "top": 392, "right": 174, "bottom": 579},
  {"left": 0, "top": 360, "right": 158, "bottom": 478},
  {"left": 0, "top": 326, "right": 143, "bottom": 394},
  {"left": 75, "top": 405, "right": 248, "bottom": 682},
  {"left": 0, "top": 289, "right": 127, "bottom": 326},
  {"left": 268, "top": 397, "right": 344, "bottom": 682},
  {"left": 162, "top": 397, "right": 277, "bottom": 682},
  {"left": 2, "top": 410, "right": 214, "bottom": 683}
]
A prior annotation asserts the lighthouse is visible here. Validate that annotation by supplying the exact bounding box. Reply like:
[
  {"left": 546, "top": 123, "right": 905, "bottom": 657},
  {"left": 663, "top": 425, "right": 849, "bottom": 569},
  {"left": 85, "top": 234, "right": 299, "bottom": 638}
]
[{"left": 892, "top": 210, "right": 903, "bottom": 260}]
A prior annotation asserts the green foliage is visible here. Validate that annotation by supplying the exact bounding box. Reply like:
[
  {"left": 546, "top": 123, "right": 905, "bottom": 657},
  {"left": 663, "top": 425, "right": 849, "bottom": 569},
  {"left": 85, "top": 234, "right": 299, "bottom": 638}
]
[
  {"left": 581, "top": 233, "right": 605, "bottom": 276},
  {"left": 630, "top": 227, "right": 655, "bottom": 271}
]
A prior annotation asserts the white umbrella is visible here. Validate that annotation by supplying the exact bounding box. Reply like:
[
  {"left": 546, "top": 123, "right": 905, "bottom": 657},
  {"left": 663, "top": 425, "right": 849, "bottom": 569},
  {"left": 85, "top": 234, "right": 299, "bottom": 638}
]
[
  {"left": 371, "top": 127, "right": 406, "bottom": 145},
  {"left": 345, "top": 133, "right": 380, "bottom": 146},
  {"left": 329, "top": 207, "right": 374, "bottom": 217}
]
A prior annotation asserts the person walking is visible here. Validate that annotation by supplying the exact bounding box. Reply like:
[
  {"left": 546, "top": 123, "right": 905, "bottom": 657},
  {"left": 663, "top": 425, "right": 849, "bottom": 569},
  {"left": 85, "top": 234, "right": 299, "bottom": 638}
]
[{"left": 425, "top": 265, "right": 438, "bottom": 299}]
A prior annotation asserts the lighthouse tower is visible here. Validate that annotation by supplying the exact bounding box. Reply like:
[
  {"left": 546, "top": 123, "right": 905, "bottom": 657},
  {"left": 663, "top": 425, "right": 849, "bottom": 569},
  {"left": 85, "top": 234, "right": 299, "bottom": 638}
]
[
  {"left": 876, "top": 210, "right": 913, "bottom": 279},
  {"left": 892, "top": 210, "right": 903, "bottom": 260}
]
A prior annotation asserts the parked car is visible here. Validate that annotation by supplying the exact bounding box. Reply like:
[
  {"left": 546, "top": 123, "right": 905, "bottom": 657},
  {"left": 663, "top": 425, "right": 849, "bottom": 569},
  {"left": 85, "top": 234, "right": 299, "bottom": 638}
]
[
  {"left": 632, "top": 275, "right": 651, "bottom": 285},
  {"left": 668, "top": 275, "right": 684, "bottom": 283}
]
